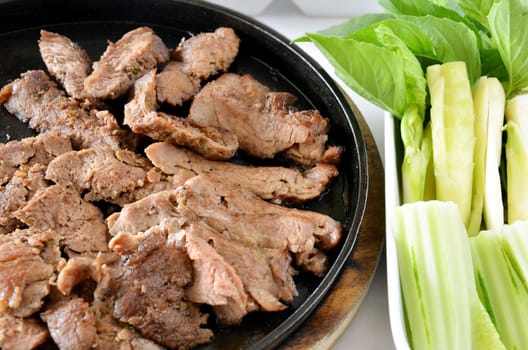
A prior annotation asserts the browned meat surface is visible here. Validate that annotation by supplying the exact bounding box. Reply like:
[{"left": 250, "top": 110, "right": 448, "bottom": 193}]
[
  {"left": 15, "top": 184, "right": 109, "bottom": 256},
  {"left": 109, "top": 167, "right": 191, "bottom": 207},
  {"left": 0, "top": 164, "right": 49, "bottom": 232},
  {"left": 56, "top": 256, "right": 104, "bottom": 295},
  {"left": 0, "top": 314, "right": 49, "bottom": 350},
  {"left": 40, "top": 297, "right": 96, "bottom": 350},
  {"left": 176, "top": 175, "right": 341, "bottom": 276},
  {"left": 174, "top": 27, "right": 240, "bottom": 80},
  {"left": 165, "top": 218, "right": 296, "bottom": 323},
  {"left": 39, "top": 30, "right": 91, "bottom": 99},
  {"left": 46, "top": 147, "right": 151, "bottom": 202},
  {"left": 189, "top": 73, "right": 343, "bottom": 165},
  {"left": 0, "top": 132, "right": 72, "bottom": 185},
  {"left": 0, "top": 70, "right": 133, "bottom": 149},
  {"left": 83, "top": 27, "right": 169, "bottom": 99},
  {"left": 125, "top": 70, "right": 239, "bottom": 160},
  {"left": 146, "top": 141, "right": 339, "bottom": 202},
  {"left": 156, "top": 62, "right": 200, "bottom": 106},
  {"left": 106, "top": 226, "right": 213, "bottom": 349},
  {"left": 0, "top": 229, "right": 57, "bottom": 317},
  {"left": 107, "top": 189, "right": 180, "bottom": 236}
]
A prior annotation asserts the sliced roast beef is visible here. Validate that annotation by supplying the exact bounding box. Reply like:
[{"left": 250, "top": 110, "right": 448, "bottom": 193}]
[
  {"left": 45, "top": 147, "right": 151, "bottom": 202},
  {"left": 83, "top": 26, "right": 169, "bottom": 99},
  {"left": 106, "top": 226, "right": 213, "bottom": 349},
  {"left": 107, "top": 189, "right": 180, "bottom": 236},
  {"left": 175, "top": 175, "right": 342, "bottom": 276},
  {"left": 40, "top": 297, "right": 96, "bottom": 350},
  {"left": 0, "top": 164, "right": 49, "bottom": 232},
  {"left": 15, "top": 184, "right": 109, "bottom": 256},
  {"left": 0, "top": 70, "right": 133, "bottom": 149},
  {"left": 125, "top": 69, "right": 239, "bottom": 160},
  {"left": 0, "top": 229, "right": 57, "bottom": 317},
  {"left": 156, "top": 62, "right": 200, "bottom": 106},
  {"left": 0, "top": 132, "right": 72, "bottom": 186},
  {"left": 155, "top": 27, "right": 240, "bottom": 106},
  {"left": 38, "top": 30, "right": 91, "bottom": 99},
  {"left": 189, "top": 73, "right": 343, "bottom": 165},
  {"left": 173, "top": 27, "right": 240, "bottom": 80},
  {"left": 0, "top": 314, "right": 49, "bottom": 350},
  {"left": 146, "top": 141, "right": 339, "bottom": 202}
]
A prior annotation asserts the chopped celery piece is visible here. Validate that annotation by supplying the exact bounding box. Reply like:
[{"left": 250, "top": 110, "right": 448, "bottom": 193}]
[
  {"left": 505, "top": 94, "right": 528, "bottom": 223},
  {"left": 471, "top": 221, "right": 528, "bottom": 350},
  {"left": 427, "top": 62, "right": 476, "bottom": 228},
  {"left": 391, "top": 201, "right": 504, "bottom": 350},
  {"left": 470, "top": 76, "right": 505, "bottom": 235}
]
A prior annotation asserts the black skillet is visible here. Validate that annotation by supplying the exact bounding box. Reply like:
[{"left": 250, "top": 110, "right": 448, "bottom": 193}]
[{"left": 0, "top": 0, "right": 369, "bottom": 349}]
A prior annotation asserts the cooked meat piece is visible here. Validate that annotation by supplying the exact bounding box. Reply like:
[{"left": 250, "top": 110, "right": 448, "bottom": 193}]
[
  {"left": 189, "top": 73, "right": 343, "bottom": 165},
  {"left": 39, "top": 30, "right": 91, "bottom": 99},
  {"left": 0, "top": 164, "right": 49, "bottom": 232},
  {"left": 41, "top": 297, "right": 96, "bottom": 350},
  {"left": 56, "top": 256, "right": 103, "bottom": 295},
  {"left": 93, "top": 314, "right": 164, "bottom": 350},
  {"left": 107, "top": 190, "right": 180, "bottom": 236},
  {"left": 83, "top": 26, "right": 169, "bottom": 99},
  {"left": 0, "top": 314, "right": 49, "bottom": 350},
  {"left": 176, "top": 175, "right": 342, "bottom": 276},
  {"left": 107, "top": 226, "right": 213, "bottom": 349},
  {"left": 0, "top": 132, "right": 72, "bottom": 185},
  {"left": 125, "top": 69, "right": 239, "bottom": 160},
  {"left": 109, "top": 167, "right": 191, "bottom": 207},
  {"left": 15, "top": 184, "right": 109, "bottom": 256},
  {"left": 45, "top": 147, "right": 151, "bottom": 202},
  {"left": 174, "top": 27, "right": 240, "bottom": 80},
  {"left": 146, "top": 141, "right": 339, "bottom": 202},
  {"left": 156, "top": 62, "right": 200, "bottom": 106},
  {"left": 0, "top": 229, "right": 56, "bottom": 317},
  {"left": 0, "top": 70, "right": 133, "bottom": 149},
  {"left": 164, "top": 218, "right": 296, "bottom": 323}
]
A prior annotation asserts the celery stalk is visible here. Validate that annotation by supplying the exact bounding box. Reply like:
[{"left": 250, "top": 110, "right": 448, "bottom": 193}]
[
  {"left": 427, "top": 62, "right": 476, "bottom": 228},
  {"left": 391, "top": 201, "right": 504, "bottom": 350},
  {"left": 471, "top": 221, "right": 528, "bottom": 350},
  {"left": 505, "top": 94, "right": 528, "bottom": 223},
  {"left": 470, "top": 76, "right": 505, "bottom": 235}
]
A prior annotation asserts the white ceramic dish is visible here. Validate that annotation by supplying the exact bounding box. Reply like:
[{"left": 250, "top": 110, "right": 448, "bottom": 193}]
[
  {"left": 202, "top": 0, "right": 273, "bottom": 16},
  {"left": 384, "top": 113, "right": 411, "bottom": 350}
]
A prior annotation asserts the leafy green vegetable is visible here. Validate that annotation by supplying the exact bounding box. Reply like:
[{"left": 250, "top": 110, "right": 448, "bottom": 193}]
[
  {"left": 455, "top": 0, "right": 496, "bottom": 31},
  {"left": 391, "top": 201, "right": 504, "bottom": 350},
  {"left": 488, "top": 0, "right": 528, "bottom": 96}
]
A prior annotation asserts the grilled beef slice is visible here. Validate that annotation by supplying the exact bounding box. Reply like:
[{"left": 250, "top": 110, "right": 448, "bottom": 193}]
[
  {"left": 189, "top": 73, "right": 343, "bottom": 165},
  {"left": 0, "top": 314, "right": 49, "bottom": 350},
  {"left": 38, "top": 30, "right": 91, "bottom": 99},
  {"left": 107, "top": 226, "right": 213, "bottom": 349},
  {"left": 45, "top": 147, "right": 152, "bottom": 202},
  {"left": 125, "top": 69, "right": 239, "bottom": 160},
  {"left": 83, "top": 26, "right": 169, "bottom": 99},
  {"left": 0, "top": 164, "right": 49, "bottom": 233},
  {"left": 15, "top": 184, "right": 109, "bottom": 257},
  {"left": 0, "top": 132, "right": 72, "bottom": 186},
  {"left": 146, "top": 141, "right": 339, "bottom": 202},
  {"left": 0, "top": 229, "right": 58, "bottom": 317},
  {"left": 176, "top": 175, "right": 342, "bottom": 276},
  {"left": 0, "top": 70, "right": 132, "bottom": 149},
  {"left": 40, "top": 297, "right": 96, "bottom": 350},
  {"left": 156, "top": 27, "right": 240, "bottom": 106}
]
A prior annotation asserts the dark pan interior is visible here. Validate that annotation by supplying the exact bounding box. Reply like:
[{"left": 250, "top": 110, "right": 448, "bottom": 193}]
[{"left": 0, "top": 0, "right": 369, "bottom": 349}]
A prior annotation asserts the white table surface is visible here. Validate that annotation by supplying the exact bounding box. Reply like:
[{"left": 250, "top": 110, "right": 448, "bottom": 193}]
[{"left": 249, "top": 1, "right": 395, "bottom": 349}]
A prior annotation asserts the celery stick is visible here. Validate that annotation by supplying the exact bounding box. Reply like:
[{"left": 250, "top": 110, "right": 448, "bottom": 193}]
[
  {"left": 427, "top": 62, "right": 476, "bottom": 228},
  {"left": 470, "top": 76, "right": 505, "bottom": 235},
  {"left": 391, "top": 201, "right": 504, "bottom": 350},
  {"left": 471, "top": 223, "right": 528, "bottom": 350},
  {"left": 505, "top": 94, "right": 528, "bottom": 223}
]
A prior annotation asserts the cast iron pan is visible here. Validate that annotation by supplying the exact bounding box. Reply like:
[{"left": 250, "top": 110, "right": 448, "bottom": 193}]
[{"left": 0, "top": 0, "right": 369, "bottom": 349}]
